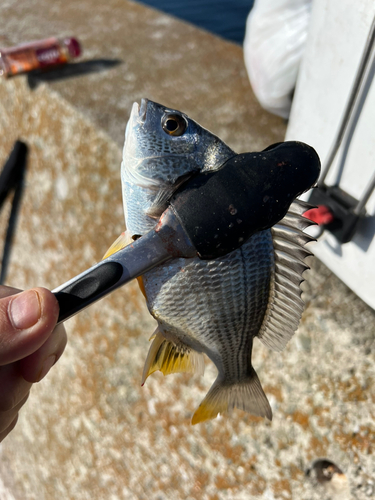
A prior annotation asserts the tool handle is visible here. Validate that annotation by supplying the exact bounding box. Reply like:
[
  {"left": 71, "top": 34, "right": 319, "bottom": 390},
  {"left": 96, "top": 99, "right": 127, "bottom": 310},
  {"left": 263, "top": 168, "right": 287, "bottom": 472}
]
[
  {"left": 52, "top": 227, "right": 175, "bottom": 324},
  {"left": 53, "top": 261, "right": 124, "bottom": 324}
]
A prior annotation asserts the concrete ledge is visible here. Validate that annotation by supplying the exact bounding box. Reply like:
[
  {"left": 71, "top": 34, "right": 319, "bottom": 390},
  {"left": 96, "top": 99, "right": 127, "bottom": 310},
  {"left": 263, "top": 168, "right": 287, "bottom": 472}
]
[{"left": 0, "top": 0, "right": 284, "bottom": 150}]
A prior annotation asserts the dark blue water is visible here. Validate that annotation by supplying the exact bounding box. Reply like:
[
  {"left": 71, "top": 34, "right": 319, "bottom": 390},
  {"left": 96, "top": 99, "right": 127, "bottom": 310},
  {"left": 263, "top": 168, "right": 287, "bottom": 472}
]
[{"left": 137, "top": 0, "right": 254, "bottom": 45}]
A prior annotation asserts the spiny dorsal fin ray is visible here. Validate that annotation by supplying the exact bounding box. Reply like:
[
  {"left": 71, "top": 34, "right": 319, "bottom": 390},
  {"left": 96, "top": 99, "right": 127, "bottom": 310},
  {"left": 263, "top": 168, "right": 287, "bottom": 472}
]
[
  {"left": 273, "top": 238, "right": 313, "bottom": 261},
  {"left": 276, "top": 274, "right": 304, "bottom": 296},
  {"left": 258, "top": 206, "right": 314, "bottom": 352},
  {"left": 288, "top": 199, "right": 316, "bottom": 215},
  {"left": 142, "top": 329, "right": 205, "bottom": 385},
  {"left": 268, "top": 312, "right": 298, "bottom": 330},
  {"left": 274, "top": 288, "right": 305, "bottom": 308},
  {"left": 272, "top": 226, "right": 315, "bottom": 246},
  {"left": 274, "top": 281, "right": 303, "bottom": 302},
  {"left": 277, "top": 212, "right": 316, "bottom": 231},
  {"left": 264, "top": 323, "right": 294, "bottom": 351},
  {"left": 270, "top": 306, "right": 299, "bottom": 323},
  {"left": 276, "top": 299, "right": 303, "bottom": 317},
  {"left": 275, "top": 251, "right": 310, "bottom": 275},
  {"left": 275, "top": 262, "right": 304, "bottom": 286},
  {"left": 191, "top": 368, "right": 272, "bottom": 425}
]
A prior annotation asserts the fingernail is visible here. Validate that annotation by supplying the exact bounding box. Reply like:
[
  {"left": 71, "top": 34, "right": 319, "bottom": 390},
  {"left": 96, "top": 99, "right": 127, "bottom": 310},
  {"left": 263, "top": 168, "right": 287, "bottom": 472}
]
[
  {"left": 37, "top": 355, "right": 57, "bottom": 382},
  {"left": 9, "top": 290, "right": 41, "bottom": 329}
]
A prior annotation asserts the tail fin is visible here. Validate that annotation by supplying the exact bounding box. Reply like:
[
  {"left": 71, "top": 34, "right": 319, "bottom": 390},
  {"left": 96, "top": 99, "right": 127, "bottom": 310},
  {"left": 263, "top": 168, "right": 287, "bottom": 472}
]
[{"left": 191, "top": 368, "right": 272, "bottom": 425}]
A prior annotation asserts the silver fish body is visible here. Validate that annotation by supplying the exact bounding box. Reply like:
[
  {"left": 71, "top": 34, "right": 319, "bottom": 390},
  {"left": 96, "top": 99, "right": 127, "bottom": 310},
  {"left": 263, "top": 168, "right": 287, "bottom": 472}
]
[{"left": 119, "top": 99, "right": 314, "bottom": 424}]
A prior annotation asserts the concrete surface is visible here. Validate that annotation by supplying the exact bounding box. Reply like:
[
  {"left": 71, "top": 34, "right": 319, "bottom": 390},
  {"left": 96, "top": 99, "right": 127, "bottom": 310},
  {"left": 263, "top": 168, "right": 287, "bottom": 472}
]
[{"left": 0, "top": 1, "right": 374, "bottom": 499}]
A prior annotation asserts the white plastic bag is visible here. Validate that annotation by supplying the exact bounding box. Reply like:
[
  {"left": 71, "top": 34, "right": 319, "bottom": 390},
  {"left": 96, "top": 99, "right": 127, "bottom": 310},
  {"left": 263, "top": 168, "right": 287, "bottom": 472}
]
[{"left": 243, "top": 0, "right": 312, "bottom": 119}]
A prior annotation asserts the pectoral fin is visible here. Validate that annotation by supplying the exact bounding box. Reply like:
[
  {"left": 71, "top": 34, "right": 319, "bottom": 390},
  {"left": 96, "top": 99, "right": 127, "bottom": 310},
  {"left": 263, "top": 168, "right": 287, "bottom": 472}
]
[
  {"left": 137, "top": 275, "right": 147, "bottom": 298},
  {"left": 142, "top": 329, "right": 205, "bottom": 385},
  {"left": 102, "top": 231, "right": 132, "bottom": 259},
  {"left": 191, "top": 368, "right": 272, "bottom": 425}
]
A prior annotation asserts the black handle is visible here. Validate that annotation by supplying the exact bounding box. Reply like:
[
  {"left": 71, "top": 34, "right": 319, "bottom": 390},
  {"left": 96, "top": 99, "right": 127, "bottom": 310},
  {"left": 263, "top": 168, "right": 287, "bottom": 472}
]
[
  {"left": 54, "top": 261, "right": 123, "bottom": 323},
  {"left": 52, "top": 225, "right": 176, "bottom": 324},
  {"left": 169, "top": 141, "right": 320, "bottom": 259}
]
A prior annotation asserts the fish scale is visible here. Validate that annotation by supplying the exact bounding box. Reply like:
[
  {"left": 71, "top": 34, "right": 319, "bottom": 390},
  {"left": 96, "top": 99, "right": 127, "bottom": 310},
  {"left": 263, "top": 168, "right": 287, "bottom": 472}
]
[
  {"left": 112, "top": 98, "right": 316, "bottom": 424},
  {"left": 143, "top": 230, "right": 273, "bottom": 382}
]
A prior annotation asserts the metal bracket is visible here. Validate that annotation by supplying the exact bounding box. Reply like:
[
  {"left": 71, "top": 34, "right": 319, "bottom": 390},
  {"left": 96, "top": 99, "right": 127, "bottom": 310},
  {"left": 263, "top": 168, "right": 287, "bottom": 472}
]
[{"left": 308, "top": 14, "right": 375, "bottom": 243}]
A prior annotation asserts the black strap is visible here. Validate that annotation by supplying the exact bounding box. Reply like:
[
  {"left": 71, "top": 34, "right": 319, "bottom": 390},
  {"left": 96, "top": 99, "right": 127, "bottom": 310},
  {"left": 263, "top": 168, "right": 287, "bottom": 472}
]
[{"left": 0, "top": 141, "right": 28, "bottom": 284}]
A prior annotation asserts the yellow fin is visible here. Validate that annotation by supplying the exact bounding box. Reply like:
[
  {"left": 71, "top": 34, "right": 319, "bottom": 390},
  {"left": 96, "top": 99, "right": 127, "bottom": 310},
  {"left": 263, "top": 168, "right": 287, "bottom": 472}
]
[
  {"left": 102, "top": 231, "right": 132, "bottom": 260},
  {"left": 191, "top": 369, "right": 272, "bottom": 425},
  {"left": 142, "top": 329, "right": 204, "bottom": 385},
  {"left": 191, "top": 384, "right": 228, "bottom": 425},
  {"left": 149, "top": 331, "right": 157, "bottom": 341}
]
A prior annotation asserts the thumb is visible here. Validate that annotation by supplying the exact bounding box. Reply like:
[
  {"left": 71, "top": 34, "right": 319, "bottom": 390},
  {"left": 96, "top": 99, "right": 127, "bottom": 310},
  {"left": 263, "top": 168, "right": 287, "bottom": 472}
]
[{"left": 0, "top": 288, "right": 59, "bottom": 365}]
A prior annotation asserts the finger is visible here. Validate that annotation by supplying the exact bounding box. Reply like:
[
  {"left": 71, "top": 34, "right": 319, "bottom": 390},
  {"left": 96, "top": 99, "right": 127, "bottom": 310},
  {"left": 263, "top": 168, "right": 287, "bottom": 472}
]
[
  {"left": 0, "top": 287, "right": 59, "bottom": 365},
  {"left": 0, "top": 393, "right": 29, "bottom": 434},
  {"left": 0, "top": 363, "right": 32, "bottom": 411},
  {"left": 19, "top": 323, "right": 67, "bottom": 383},
  {"left": 0, "top": 414, "right": 18, "bottom": 443}
]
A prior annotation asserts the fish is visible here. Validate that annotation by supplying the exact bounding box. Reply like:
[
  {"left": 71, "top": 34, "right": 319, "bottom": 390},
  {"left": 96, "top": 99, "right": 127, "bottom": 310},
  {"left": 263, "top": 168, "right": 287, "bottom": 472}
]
[{"left": 105, "top": 98, "right": 315, "bottom": 424}]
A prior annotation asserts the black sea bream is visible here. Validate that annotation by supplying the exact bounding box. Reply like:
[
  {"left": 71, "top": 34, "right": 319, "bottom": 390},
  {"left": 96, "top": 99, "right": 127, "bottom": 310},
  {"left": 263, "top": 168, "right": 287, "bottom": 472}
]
[{"left": 106, "top": 99, "right": 315, "bottom": 424}]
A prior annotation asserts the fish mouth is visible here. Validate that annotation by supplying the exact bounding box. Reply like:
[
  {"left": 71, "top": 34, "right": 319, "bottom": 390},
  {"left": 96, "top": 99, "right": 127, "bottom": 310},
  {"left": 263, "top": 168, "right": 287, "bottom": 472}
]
[
  {"left": 126, "top": 99, "right": 148, "bottom": 140},
  {"left": 131, "top": 98, "right": 148, "bottom": 124},
  {"left": 139, "top": 98, "right": 148, "bottom": 122}
]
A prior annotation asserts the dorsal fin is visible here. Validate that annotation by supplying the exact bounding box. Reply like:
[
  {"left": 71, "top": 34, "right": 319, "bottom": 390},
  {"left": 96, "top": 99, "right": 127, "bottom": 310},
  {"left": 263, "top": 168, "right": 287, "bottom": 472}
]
[
  {"left": 287, "top": 198, "right": 315, "bottom": 215},
  {"left": 257, "top": 200, "right": 316, "bottom": 352},
  {"left": 142, "top": 329, "right": 205, "bottom": 385}
]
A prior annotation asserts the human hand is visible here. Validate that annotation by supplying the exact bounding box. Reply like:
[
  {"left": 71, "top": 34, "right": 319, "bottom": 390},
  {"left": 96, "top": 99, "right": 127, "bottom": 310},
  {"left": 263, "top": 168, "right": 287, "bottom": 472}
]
[{"left": 0, "top": 286, "right": 67, "bottom": 442}]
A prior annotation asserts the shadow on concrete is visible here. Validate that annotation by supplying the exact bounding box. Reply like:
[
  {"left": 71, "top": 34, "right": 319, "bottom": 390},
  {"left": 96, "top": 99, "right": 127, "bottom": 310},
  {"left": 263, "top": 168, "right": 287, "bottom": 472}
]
[{"left": 26, "top": 59, "right": 123, "bottom": 90}]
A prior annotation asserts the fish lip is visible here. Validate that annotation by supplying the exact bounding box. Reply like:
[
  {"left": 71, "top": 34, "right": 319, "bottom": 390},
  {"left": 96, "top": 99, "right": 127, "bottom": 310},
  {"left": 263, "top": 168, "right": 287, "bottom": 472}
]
[{"left": 139, "top": 98, "right": 148, "bottom": 123}]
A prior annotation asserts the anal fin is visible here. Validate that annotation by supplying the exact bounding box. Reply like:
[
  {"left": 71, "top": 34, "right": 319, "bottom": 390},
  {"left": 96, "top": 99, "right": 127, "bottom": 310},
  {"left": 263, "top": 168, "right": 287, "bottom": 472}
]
[
  {"left": 142, "top": 329, "right": 205, "bottom": 385},
  {"left": 191, "top": 368, "right": 272, "bottom": 425}
]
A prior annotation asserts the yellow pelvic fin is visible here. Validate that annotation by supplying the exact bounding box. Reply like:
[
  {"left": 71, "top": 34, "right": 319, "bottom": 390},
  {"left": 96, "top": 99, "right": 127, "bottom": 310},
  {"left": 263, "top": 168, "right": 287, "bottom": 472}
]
[
  {"left": 191, "top": 369, "right": 272, "bottom": 425},
  {"left": 142, "top": 329, "right": 205, "bottom": 385},
  {"left": 102, "top": 231, "right": 132, "bottom": 260}
]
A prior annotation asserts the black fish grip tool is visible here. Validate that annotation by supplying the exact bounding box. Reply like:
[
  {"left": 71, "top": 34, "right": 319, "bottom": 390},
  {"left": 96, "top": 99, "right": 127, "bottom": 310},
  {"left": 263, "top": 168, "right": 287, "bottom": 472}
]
[{"left": 169, "top": 141, "right": 320, "bottom": 258}]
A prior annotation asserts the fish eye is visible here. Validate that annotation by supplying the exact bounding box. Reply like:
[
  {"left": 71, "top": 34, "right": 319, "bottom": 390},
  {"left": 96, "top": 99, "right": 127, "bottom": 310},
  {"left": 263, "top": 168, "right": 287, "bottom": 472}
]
[{"left": 161, "top": 113, "right": 188, "bottom": 136}]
